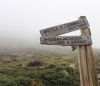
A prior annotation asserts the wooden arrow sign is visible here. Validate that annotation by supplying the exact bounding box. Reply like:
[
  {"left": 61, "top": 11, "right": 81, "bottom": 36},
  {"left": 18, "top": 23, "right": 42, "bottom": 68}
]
[
  {"left": 40, "top": 35, "right": 92, "bottom": 46},
  {"left": 40, "top": 18, "right": 89, "bottom": 37}
]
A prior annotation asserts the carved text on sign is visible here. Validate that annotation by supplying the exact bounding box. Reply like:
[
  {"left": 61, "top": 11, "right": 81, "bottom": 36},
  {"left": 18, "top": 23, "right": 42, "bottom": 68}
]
[
  {"left": 40, "top": 18, "right": 89, "bottom": 37},
  {"left": 40, "top": 36, "right": 92, "bottom": 46}
]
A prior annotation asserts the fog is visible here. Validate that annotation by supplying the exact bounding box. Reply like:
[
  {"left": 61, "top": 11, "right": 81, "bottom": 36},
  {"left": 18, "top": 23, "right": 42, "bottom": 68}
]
[{"left": 0, "top": 0, "right": 100, "bottom": 48}]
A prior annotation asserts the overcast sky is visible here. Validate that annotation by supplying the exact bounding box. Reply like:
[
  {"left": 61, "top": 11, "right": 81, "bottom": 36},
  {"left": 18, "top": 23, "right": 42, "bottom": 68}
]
[{"left": 0, "top": 0, "right": 100, "bottom": 48}]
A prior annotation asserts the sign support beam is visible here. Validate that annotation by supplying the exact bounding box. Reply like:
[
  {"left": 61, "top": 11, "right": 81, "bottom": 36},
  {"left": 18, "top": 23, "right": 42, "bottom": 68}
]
[
  {"left": 71, "top": 46, "right": 77, "bottom": 51},
  {"left": 78, "top": 16, "right": 99, "bottom": 86}
]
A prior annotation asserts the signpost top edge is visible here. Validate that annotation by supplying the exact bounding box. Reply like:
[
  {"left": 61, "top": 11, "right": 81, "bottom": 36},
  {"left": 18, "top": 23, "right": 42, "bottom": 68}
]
[{"left": 40, "top": 18, "right": 88, "bottom": 32}]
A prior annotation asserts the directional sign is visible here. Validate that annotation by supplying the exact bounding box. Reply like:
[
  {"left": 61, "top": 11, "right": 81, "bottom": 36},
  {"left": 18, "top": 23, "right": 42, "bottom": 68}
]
[
  {"left": 40, "top": 18, "right": 89, "bottom": 37},
  {"left": 40, "top": 35, "right": 92, "bottom": 46}
]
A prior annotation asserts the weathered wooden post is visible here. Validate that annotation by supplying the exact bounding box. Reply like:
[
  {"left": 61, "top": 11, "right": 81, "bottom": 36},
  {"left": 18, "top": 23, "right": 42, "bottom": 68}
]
[{"left": 78, "top": 16, "right": 99, "bottom": 86}]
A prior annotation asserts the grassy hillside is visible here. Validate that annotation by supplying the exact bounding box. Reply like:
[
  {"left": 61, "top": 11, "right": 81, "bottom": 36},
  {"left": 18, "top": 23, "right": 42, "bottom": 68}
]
[{"left": 0, "top": 46, "right": 100, "bottom": 86}]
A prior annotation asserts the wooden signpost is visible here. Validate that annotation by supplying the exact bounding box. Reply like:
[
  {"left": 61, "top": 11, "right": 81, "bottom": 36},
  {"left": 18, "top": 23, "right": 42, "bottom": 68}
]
[
  {"left": 39, "top": 16, "right": 99, "bottom": 86},
  {"left": 40, "top": 18, "right": 89, "bottom": 37},
  {"left": 40, "top": 35, "right": 92, "bottom": 46},
  {"left": 78, "top": 16, "right": 98, "bottom": 86}
]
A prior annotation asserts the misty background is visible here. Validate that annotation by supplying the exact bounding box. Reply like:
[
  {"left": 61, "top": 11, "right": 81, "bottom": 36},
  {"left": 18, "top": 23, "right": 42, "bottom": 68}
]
[{"left": 0, "top": 0, "right": 100, "bottom": 48}]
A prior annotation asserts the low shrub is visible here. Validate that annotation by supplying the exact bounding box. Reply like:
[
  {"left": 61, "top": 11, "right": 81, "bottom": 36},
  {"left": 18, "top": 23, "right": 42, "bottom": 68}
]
[{"left": 27, "top": 60, "right": 43, "bottom": 67}]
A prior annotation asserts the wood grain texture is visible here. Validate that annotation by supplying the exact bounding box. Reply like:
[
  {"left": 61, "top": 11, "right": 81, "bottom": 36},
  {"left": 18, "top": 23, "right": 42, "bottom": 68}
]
[
  {"left": 40, "top": 18, "right": 89, "bottom": 37},
  {"left": 78, "top": 16, "right": 99, "bottom": 86},
  {"left": 78, "top": 45, "right": 89, "bottom": 86},
  {"left": 40, "top": 35, "right": 92, "bottom": 46}
]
